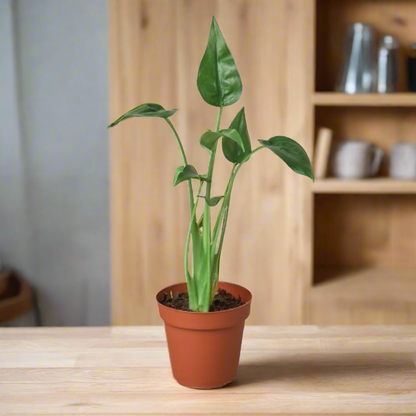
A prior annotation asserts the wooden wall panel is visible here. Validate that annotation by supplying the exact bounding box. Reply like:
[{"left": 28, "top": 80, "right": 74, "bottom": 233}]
[
  {"left": 314, "top": 106, "right": 416, "bottom": 270},
  {"left": 109, "top": 0, "right": 314, "bottom": 325},
  {"left": 315, "top": 195, "right": 416, "bottom": 269}
]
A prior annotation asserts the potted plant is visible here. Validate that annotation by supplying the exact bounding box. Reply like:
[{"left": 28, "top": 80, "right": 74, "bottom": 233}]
[{"left": 109, "top": 17, "right": 314, "bottom": 389}]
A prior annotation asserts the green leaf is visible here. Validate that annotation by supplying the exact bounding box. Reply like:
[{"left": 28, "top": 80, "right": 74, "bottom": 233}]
[
  {"left": 200, "top": 128, "right": 245, "bottom": 152},
  {"left": 222, "top": 107, "right": 252, "bottom": 163},
  {"left": 197, "top": 17, "right": 242, "bottom": 107},
  {"left": 198, "top": 195, "right": 224, "bottom": 207},
  {"left": 259, "top": 136, "right": 314, "bottom": 181},
  {"left": 108, "top": 103, "right": 177, "bottom": 128},
  {"left": 173, "top": 165, "right": 200, "bottom": 187}
]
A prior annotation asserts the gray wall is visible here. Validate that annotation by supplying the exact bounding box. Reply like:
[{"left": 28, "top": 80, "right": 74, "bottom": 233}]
[{"left": 0, "top": 0, "right": 110, "bottom": 326}]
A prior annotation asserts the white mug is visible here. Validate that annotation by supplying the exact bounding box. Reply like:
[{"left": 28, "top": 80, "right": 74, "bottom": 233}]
[
  {"left": 390, "top": 142, "right": 416, "bottom": 180},
  {"left": 331, "top": 140, "right": 384, "bottom": 179}
]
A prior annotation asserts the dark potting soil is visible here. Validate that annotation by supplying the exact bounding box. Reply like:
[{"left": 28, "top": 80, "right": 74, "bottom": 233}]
[{"left": 160, "top": 289, "right": 245, "bottom": 312}]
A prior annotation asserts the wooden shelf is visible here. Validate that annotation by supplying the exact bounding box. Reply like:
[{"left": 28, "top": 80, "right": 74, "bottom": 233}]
[
  {"left": 310, "top": 0, "right": 416, "bottom": 325},
  {"left": 313, "top": 93, "right": 416, "bottom": 107},
  {"left": 313, "top": 178, "right": 416, "bottom": 194},
  {"left": 312, "top": 267, "right": 416, "bottom": 302},
  {"left": 308, "top": 267, "right": 416, "bottom": 324}
]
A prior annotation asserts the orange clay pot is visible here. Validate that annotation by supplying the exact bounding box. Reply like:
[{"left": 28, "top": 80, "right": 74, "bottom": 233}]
[{"left": 156, "top": 281, "right": 252, "bottom": 389}]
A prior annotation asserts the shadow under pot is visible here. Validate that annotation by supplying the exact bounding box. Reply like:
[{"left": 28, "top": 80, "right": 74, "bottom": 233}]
[{"left": 331, "top": 139, "right": 384, "bottom": 179}]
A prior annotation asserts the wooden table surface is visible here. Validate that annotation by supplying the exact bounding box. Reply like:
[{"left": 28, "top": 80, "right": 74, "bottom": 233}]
[{"left": 1, "top": 326, "right": 416, "bottom": 415}]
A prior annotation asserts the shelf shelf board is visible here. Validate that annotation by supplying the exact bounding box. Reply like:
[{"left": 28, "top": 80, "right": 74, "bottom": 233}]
[
  {"left": 311, "top": 267, "right": 416, "bottom": 304},
  {"left": 308, "top": 267, "right": 416, "bottom": 324},
  {"left": 312, "top": 178, "right": 416, "bottom": 194},
  {"left": 313, "top": 93, "right": 416, "bottom": 107}
]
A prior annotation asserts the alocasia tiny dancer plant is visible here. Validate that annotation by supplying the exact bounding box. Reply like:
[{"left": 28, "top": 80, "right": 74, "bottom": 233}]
[{"left": 109, "top": 17, "right": 314, "bottom": 312}]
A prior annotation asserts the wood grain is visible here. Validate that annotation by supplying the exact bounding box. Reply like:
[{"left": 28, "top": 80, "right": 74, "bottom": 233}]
[
  {"left": 314, "top": 93, "right": 416, "bottom": 107},
  {"left": 314, "top": 194, "right": 416, "bottom": 268},
  {"left": 313, "top": 178, "right": 416, "bottom": 194},
  {"left": 313, "top": 127, "right": 332, "bottom": 179},
  {"left": 311, "top": 1, "right": 416, "bottom": 325},
  {"left": 109, "top": 0, "right": 314, "bottom": 325},
  {"left": 110, "top": 0, "right": 416, "bottom": 328},
  {"left": 313, "top": 106, "right": 416, "bottom": 272},
  {"left": 109, "top": 0, "right": 189, "bottom": 326},
  {"left": 309, "top": 267, "right": 416, "bottom": 324},
  {"left": 0, "top": 326, "right": 416, "bottom": 415}
]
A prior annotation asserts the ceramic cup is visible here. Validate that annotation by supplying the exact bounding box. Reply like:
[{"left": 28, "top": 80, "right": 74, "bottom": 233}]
[
  {"left": 390, "top": 142, "right": 416, "bottom": 180},
  {"left": 331, "top": 140, "right": 384, "bottom": 179}
]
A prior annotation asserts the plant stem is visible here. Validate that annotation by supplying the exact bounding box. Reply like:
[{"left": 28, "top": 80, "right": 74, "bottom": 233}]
[
  {"left": 215, "top": 107, "right": 223, "bottom": 133},
  {"left": 250, "top": 145, "right": 264, "bottom": 156},
  {"left": 184, "top": 180, "right": 203, "bottom": 310},
  {"left": 212, "top": 150, "right": 259, "bottom": 250},
  {"left": 216, "top": 164, "right": 239, "bottom": 257},
  {"left": 165, "top": 118, "right": 188, "bottom": 165},
  {"left": 212, "top": 148, "right": 262, "bottom": 243},
  {"left": 199, "top": 106, "right": 223, "bottom": 311},
  {"left": 202, "top": 106, "right": 223, "bottom": 249},
  {"left": 209, "top": 163, "right": 239, "bottom": 301},
  {"left": 165, "top": 118, "right": 195, "bottom": 212},
  {"left": 165, "top": 118, "right": 201, "bottom": 309},
  {"left": 212, "top": 164, "right": 237, "bottom": 247}
]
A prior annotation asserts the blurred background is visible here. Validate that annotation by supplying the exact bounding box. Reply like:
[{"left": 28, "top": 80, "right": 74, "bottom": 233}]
[
  {"left": 1, "top": 0, "right": 416, "bottom": 327},
  {"left": 0, "top": 0, "right": 109, "bottom": 326}
]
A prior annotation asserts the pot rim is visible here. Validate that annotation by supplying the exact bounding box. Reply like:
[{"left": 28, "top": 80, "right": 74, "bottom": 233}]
[{"left": 156, "top": 281, "right": 252, "bottom": 316}]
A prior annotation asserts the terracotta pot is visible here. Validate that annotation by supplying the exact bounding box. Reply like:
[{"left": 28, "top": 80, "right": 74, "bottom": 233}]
[{"left": 156, "top": 281, "right": 252, "bottom": 389}]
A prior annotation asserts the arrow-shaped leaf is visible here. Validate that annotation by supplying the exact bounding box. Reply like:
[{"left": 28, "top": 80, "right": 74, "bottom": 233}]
[
  {"left": 223, "top": 107, "right": 252, "bottom": 163},
  {"left": 200, "top": 128, "right": 245, "bottom": 153},
  {"left": 173, "top": 165, "right": 201, "bottom": 187},
  {"left": 108, "top": 103, "right": 177, "bottom": 128},
  {"left": 259, "top": 136, "right": 314, "bottom": 181},
  {"left": 197, "top": 17, "right": 242, "bottom": 107},
  {"left": 198, "top": 195, "right": 224, "bottom": 207}
]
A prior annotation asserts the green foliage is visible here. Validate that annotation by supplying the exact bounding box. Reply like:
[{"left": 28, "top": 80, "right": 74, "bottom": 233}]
[
  {"left": 197, "top": 17, "right": 242, "bottom": 107},
  {"left": 223, "top": 107, "right": 251, "bottom": 163},
  {"left": 198, "top": 195, "right": 224, "bottom": 207},
  {"left": 200, "top": 129, "right": 244, "bottom": 153},
  {"left": 108, "top": 103, "right": 177, "bottom": 127},
  {"left": 173, "top": 165, "right": 204, "bottom": 187},
  {"left": 109, "top": 17, "right": 314, "bottom": 312},
  {"left": 259, "top": 136, "right": 314, "bottom": 181}
]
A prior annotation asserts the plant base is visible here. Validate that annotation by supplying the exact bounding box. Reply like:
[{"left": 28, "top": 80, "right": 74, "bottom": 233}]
[{"left": 156, "top": 281, "right": 252, "bottom": 389}]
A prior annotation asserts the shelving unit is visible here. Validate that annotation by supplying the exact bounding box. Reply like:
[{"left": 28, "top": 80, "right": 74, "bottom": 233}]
[
  {"left": 313, "top": 178, "right": 416, "bottom": 194},
  {"left": 313, "top": 93, "right": 416, "bottom": 107},
  {"left": 309, "top": 268, "right": 416, "bottom": 324},
  {"left": 308, "top": 0, "right": 416, "bottom": 324}
]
